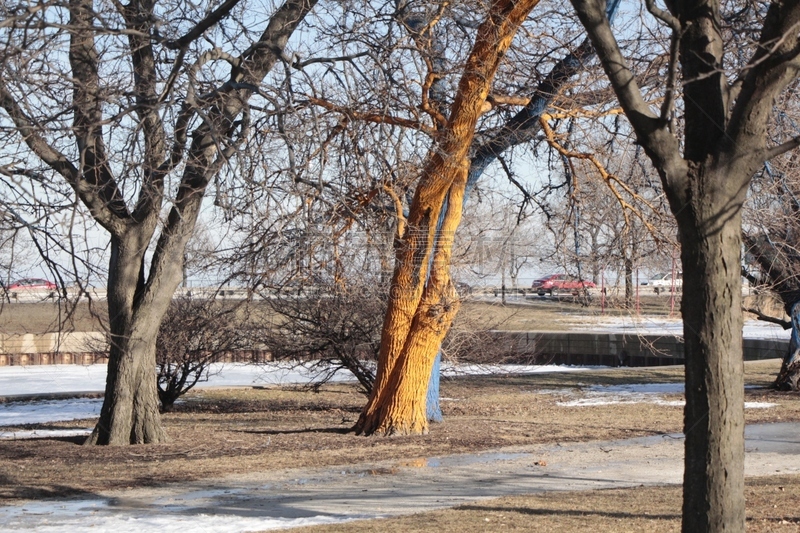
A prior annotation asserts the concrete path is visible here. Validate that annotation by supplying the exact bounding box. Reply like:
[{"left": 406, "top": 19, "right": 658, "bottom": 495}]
[{"left": 2, "top": 423, "right": 799, "bottom": 532}]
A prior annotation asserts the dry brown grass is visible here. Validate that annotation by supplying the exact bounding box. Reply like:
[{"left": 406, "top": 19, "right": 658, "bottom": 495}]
[
  {"left": 2, "top": 298, "right": 795, "bottom": 530},
  {"left": 1, "top": 360, "right": 797, "bottom": 507},
  {"left": 0, "top": 301, "right": 108, "bottom": 334},
  {"left": 0, "top": 294, "right": 787, "bottom": 335}
]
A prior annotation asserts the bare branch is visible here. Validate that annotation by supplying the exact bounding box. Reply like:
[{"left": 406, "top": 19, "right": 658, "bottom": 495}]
[
  {"left": 291, "top": 52, "right": 370, "bottom": 69},
  {"left": 382, "top": 184, "right": 407, "bottom": 239},
  {"left": 727, "top": 0, "right": 800, "bottom": 163},
  {"left": 644, "top": 0, "right": 681, "bottom": 33},
  {"left": 121, "top": 0, "right": 169, "bottom": 223},
  {"left": 161, "top": 0, "right": 245, "bottom": 50},
  {"left": 763, "top": 136, "right": 800, "bottom": 161},
  {"left": 660, "top": 32, "right": 681, "bottom": 127},
  {"left": 539, "top": 114, "right": 662, "bottom": 238},
  {"left": 743, "top": 306, "right": 791, "bottom": 329},
  {"left": 569, "top": 0, "right": 687, "bottom": 191},
  {"left": 306, "top": 96, "right": 436, "bottom": 134}
]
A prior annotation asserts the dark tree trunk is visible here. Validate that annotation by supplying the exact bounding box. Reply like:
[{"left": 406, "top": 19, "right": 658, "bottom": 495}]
[
  {"left": 85, "top": 232, "right": 179, "bottom": 445},
  {"left": 88, "top": 326, "right": 166, "bottom": 444},
  {"left": 677, "top": 188, "right": 746, "bottom": 532},
  {"left": 624, "top": 255, "right": 633, "bottom": 308},
  {"left": 567, "top": 0, "right": 800, "bottom": 527}
]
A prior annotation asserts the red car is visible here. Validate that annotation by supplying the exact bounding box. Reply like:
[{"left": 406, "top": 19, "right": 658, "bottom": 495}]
[
  {"left": 8, "top": 278, "right": 57, "bottom": 291},
  {"left": 532, "top": 274, "right": 595, "bottom": 296}
]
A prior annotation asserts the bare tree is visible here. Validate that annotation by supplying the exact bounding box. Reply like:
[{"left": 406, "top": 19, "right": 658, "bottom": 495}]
[
  {"left": 568, "top": 0, "right": 800, "bottom": 529},
  {"left": 0, "top": 0, "right": 318, "bottom": 444},
  {"left": 295, "top": 0, "right": 638, "bottom": 431},
  {"left": 354, "top": 0, "right": 543, "bottom": 436}
]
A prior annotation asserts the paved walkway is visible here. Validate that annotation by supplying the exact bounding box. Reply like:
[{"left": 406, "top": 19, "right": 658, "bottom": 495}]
[{"left": 2, "top": 422, "right": 799, "bottom": 532}]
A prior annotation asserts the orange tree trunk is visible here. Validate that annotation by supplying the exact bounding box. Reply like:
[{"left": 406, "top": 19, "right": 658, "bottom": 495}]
[{"left": 355, "top": 0, "right": 541, "bottom": 436}]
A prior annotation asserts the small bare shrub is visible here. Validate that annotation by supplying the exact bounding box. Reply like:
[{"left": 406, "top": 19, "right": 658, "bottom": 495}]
[
  {"left": 258, "top": 278, "right": 385, "bottom": 394},
  {"left": 156, "top": 296, "right": 249, "bottom": 411}
]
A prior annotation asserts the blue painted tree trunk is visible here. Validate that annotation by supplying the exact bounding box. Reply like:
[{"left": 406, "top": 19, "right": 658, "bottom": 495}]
[
  {"left": 776, "top": 302, "right": 800, "bottom": 390},
  {"left": 426, "top": 351, "right": 444, "bottom": 422}
]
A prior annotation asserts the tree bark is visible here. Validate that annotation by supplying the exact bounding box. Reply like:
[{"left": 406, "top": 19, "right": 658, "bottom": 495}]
[
  {"left": 677, "top": 197, "right": 745, "bottom": 531},
  {"left": 356, "top": 173, "right": 466, "bottom": 435},
  {"left": 355, "top": 0, "right": 541, "bottom": 435},
  {"left": 85, "top": 231, "right": 179, "bottom": 445},
  {"left": 87, "top": 325, "right": 166, "bottom": 445}
]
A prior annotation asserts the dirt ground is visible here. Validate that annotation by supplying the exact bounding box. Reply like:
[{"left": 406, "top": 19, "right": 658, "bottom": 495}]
[
  {"left": 1, "top": 298, "right": 797, "bottom": 530},
  {"left": 1, "top": 361, "right": 798, "bottom": 505}
]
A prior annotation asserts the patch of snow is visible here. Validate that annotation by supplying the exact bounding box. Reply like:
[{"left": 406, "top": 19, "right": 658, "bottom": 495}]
[
  {"left": 0, "top": 363, "right": 595, "bottom": 431},
  {"left": 557, "top": 382, "right": 777, "bottom": 409},
  {"left": 743, "top": 402, "right": 778, "bottom": 409},
  {"left": 0, "top": 428, "right": 92, "bottom": 440},
  {"left": 441, "top": 364, "right": 596, "bottom": 376},
  {"left": 0, "top": 362, "right": 595, "bottom": 397},
  {"left": 0, "top": 364, "right": 108, "bottom": 396},
  {"left": 0, "top": 499, "right": 377, "bottom": 533},
  {"left": 0, "top": 362, "right": 359, "bottom": 397},
  {"left": 562, "top": 315, "right": 791, "bottom": 340},
  {"left": 0, "top": 398, "right": 102, "bottom": 426}
]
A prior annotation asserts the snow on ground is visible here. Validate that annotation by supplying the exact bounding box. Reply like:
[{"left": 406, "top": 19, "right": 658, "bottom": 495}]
[
  {"left": 0, "top": 362, "right": 593, "bottom": 398},
  {"left": 440, "top": 363, "right": 592, "bottom": 376},
  {"left": 0, "top": 363, "right": 777, "bottom": 440},
  {"left": 0, "top": 361, "right": 354, "bottom": 397},
  {"left": 556, "top": 383, "right": 777, "bottom": 409},
  {"left": 0, "top": 500, "right": 374, "bottom": 533},
  {"left": 0, "top": 364, "right": 108, "bottom": 396},
  {"left": 561, "top": 315, "right": 791, "bottom": 340},
  {"left": 0, "top": 427, "right": 93, "bottom": 440},
  {"left": 0, "top": 397, "right": 103, "bottom": 425},
  {"left": 0, "top": 363, "right": 595, "bottom": 437}
]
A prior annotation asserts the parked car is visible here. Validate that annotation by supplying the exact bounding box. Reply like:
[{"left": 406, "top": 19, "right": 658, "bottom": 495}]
[
  {"left": 531, "top": 274, "right": 596, "bottom": 296},
  {"left": 5, "top": 278, "right": 58, "bottom": 301},
  {"left": 8, "top": 278, "right": 57, "bottom": 291},
  {"left": 646, "top": 272, "right": 682, "bottom": 293}
]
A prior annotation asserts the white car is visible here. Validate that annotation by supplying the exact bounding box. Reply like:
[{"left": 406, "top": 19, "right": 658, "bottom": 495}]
[{"left": 647, "top": 272, "right": 682, "bottom": 293}]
